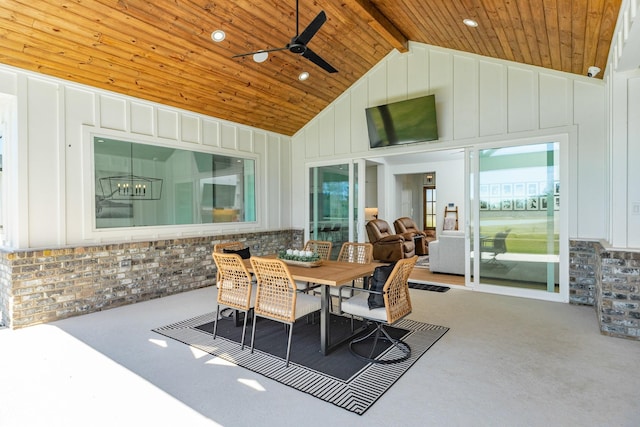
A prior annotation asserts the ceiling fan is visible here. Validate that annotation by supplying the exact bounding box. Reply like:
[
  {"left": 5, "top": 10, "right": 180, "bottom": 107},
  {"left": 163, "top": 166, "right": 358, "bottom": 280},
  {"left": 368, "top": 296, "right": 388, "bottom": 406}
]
[{"left": 232, "top": 0, "right": 338, "bottom": 74}]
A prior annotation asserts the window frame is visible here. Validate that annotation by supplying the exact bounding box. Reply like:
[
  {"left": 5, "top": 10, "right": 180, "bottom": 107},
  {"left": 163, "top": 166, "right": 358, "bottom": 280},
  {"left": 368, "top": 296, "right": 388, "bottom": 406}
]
[{"left": 83, "top": 129, "right": 261, "bottom": 241}]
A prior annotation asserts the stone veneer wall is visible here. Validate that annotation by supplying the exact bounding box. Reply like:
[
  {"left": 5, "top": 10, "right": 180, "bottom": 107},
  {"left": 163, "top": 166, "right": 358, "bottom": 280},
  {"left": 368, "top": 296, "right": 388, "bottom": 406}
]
[
  {"left": 569, "top": 240, "right": 599, "bottom": 306},
  {"left": 570, "top": 239, "right": 640, "bottom": 340},
  {"left": 0, "top": 229, "right": 303, "bottom": 329}
]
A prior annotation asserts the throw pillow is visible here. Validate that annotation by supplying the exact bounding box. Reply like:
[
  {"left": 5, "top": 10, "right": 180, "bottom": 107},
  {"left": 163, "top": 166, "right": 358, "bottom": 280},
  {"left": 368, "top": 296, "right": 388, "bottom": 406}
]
[
  {"left": 368, "top": 261, "right": 396, "bottom": 309},
  {"left": 223, "top": 246, "right": 251, "bottom": 259}
]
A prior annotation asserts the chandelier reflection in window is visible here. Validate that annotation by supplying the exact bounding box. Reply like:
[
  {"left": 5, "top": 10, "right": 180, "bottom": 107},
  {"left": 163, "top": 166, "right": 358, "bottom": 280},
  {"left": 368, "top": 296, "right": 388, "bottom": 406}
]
[
  {"left": 99, "top": 174, "right": 163, "bottom": 201},
  {"left": 97, "top": 140, "right": 163, "bottom": 201}
]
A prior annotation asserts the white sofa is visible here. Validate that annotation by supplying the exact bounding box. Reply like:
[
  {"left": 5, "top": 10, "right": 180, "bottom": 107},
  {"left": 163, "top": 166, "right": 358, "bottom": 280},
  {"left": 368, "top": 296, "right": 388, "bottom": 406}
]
[{"left": 429, "top": 230, "right": 465, "bottom": 275}]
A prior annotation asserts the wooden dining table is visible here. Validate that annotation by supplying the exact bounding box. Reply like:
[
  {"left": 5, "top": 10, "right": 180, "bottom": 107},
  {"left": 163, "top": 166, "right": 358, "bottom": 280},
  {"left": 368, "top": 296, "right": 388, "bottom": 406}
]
[{"left": 246, "top": 257, "right": 377, "bottom": 355}]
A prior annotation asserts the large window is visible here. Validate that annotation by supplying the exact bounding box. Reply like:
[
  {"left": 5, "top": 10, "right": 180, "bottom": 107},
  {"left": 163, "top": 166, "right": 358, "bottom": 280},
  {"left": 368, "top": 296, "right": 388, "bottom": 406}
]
[{"left": 94, "top": 137, "right": 255, "bottom": 228}]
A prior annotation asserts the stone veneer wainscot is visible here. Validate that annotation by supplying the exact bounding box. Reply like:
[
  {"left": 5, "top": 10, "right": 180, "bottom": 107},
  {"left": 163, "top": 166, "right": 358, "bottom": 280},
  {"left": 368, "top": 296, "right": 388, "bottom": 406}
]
[
  {"left": 0, "top": 230, "right": 303, "bottom": 329},
  {"left": 569, "top": 239, "right": 640, "bottom": 340},
  {"left": 2, "top": 234, "right": 639, "bottom": 341}
]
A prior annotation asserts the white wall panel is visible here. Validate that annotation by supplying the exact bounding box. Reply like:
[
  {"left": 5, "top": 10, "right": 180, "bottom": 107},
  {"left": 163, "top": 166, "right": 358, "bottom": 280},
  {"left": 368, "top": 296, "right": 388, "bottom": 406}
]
[
  {"left": 100, "top": 96, "right": 127, "bottom": 131},
  {"left": 291, "top": 132, "right": 306, "bottom": 229},
  {"left": 574, "top": 81, "right": 607, "bottom": 239},
  {"left": 539, "top": 73, "right": 571, "bottom": 129},
  {"left": 130, "top": 103, "right": 154, "bottom": 136},
  {"left": 237, "top": 128, "right": 253, "bottom": 153},
  {"left": 407, "top": 43, "right": 429, "bottom": 95},
  {"left": 220, "top": 123, "right": 236, "bottom": 150},
  {"left": 157, "top": 109, "right": 178, "bottom": 140},
  {"left": 387, "top": 54, "right": 408, "bottom": 102},
  {"left": 0, "top": 70, "right": 17, "bottom": 95},
  {"left": 429, "top": 49, "right": 453, "bottom": 141},
  {"left": 27, "top": 78, "right": 61, "bottom": 247},
  {"left": 367, "top": 63, "right": 388, "bottom": 105},
  {"left": 479, "top": 61, "right": 507, "bottom": 136},
  {"left": 508, "top": 67, "right": 537, "bottom": 132},
  {"left": 334, "top": 94, "right": 351, "bottom": 155},
  {"left": 202, "top": 119, "right": 219, "bottom": 147},
  {"left": 626, "top": 76, "right": 640, "bottom": 246},
  {"left": 180, "top": 114, "right": 200, "bottom": 143},
  {"left": 350, "top": 81, "right": 369, "bottom": 152},
  {"left": 276, "top": 135, "right": 293, "bottom": 229},
  {"left": 318, "top": 110, "right": 335, "bottom": 157},
  {"left": 304, "top": 120, "right": 319, "bottom": 159},
  {"left": 453, "top": 55, "right": 478, "bottom": 140},
  {"left": 65, "top": 87, "right": 95, "bottom": 244}
]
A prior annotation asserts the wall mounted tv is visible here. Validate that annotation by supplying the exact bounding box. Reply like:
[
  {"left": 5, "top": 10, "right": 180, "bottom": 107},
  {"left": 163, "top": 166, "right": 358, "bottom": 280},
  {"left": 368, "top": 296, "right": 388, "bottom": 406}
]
[{"left": 365, "top": 94, "right": 438, "bottom": 149}]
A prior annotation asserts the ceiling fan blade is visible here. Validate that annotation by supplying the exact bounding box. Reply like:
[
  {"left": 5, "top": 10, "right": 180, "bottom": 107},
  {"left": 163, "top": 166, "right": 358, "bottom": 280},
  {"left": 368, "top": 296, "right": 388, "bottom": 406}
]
[
  {"left": 302, "top": 47, "right": 338, "bottom": 73},
  {"left": 295, "top": 10, "right": 326, "bottom": 45},
  {"left": 232, "top": 46, "right": 288, "bottom": 58}
]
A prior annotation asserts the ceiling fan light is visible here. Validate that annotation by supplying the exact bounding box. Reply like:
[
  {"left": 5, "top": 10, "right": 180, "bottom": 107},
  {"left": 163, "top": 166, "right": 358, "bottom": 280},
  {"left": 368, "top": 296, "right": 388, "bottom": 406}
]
[
  {"left": 463, "top": 18, "right": 478, "bottom": 28},
  {"left": 298, "top": 71, "right": 310, "bottom": 81},
  {"left": 253, "top": 51, "right": 268, "bottom": 63}
]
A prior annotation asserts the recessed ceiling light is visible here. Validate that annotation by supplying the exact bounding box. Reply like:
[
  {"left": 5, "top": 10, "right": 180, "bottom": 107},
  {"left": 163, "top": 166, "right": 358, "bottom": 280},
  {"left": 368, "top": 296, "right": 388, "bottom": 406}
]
[
  {"left": 211, "top": 30, "right": 225, "bottom": 42},
  {"left": 463, "top": 18, "right": 478, "bottom": 28},
  {"left": 253, "top": 51, "right": 268, "bottom": 63},
  {"left": 298, "top": 71, "right": 310, "bottom": 81}
]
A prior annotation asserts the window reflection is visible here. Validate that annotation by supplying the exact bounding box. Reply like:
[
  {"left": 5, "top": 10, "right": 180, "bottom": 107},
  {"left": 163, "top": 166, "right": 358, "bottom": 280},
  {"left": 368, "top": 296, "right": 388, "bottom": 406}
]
[{"left": 94, "top": 137, "right": 255, "bottom": 228}]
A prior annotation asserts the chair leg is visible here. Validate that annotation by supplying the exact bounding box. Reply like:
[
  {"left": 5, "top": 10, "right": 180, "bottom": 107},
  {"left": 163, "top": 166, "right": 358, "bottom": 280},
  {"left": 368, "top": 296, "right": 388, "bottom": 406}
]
[
  {"left": 285, "top": 322, "right": 294, "bottom": 367},
  {"left": 240, "top": 308, "right": 251, "bottom": 350},
  {"left": 367, "top": 326, "right": 383, "bottom": 359},
  {"left": 250, "top": 313, "right": 259, "bottom": 354},
  {"left": 349, "top": 322, "right": 411, "bottom": 364},
  {"left": 213, "top": 304, "right": 221, "bottom": 340}
]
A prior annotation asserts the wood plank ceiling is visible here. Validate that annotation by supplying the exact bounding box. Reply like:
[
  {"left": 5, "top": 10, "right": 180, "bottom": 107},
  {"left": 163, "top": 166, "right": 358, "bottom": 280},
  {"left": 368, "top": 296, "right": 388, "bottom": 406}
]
[{"left": 0, "top": 0, "right": 622, "bottom": 136}]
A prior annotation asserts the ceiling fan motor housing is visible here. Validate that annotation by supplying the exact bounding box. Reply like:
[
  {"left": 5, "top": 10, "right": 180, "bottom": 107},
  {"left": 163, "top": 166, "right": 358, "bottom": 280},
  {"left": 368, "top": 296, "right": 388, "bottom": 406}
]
[{"left": 289, "top": 42, "right": 306, "bottom": 54}]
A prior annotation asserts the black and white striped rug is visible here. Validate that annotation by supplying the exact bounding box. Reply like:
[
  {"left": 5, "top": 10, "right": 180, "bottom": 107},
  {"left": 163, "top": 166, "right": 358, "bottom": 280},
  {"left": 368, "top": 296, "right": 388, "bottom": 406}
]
[{"left": 153, "top": 312, "right": 448, "bottom": 415}]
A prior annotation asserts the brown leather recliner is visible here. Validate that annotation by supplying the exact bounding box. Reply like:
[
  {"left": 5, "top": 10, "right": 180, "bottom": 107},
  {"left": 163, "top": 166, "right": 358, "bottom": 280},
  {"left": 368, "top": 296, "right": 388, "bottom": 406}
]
[
  {"left": 393, "top": 217, "right": 432, "bottom": 255},
  {"left": 366, "top": 219, "right": 415, "bottom": 262}
]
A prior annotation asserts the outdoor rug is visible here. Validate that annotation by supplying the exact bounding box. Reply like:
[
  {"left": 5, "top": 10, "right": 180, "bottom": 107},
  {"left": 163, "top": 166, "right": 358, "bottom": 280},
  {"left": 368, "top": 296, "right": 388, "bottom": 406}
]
[
  {"left": 153, "top": 312, "right": 448, "bottom": 415},
  {"left": 409, "top": 282, "right": 450, "bottom": 292}
]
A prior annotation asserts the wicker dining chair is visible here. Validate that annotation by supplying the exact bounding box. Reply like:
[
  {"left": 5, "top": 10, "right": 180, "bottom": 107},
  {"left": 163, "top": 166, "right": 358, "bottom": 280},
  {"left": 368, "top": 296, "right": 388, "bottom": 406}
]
[
  {"left": 304, "top": 240, "right": 332, "bottom": 260},
  {"left": 295, "top": 240, "right": 332, "bottom": 293},
  {"left": 249, "top": 256, "right": 321, "bottom": 367},
  {"left": 338, "top": 256, "right": 417, "bottom": 364},
  {"left": 316, "top": 242, "right": 373, "bottom": 306},
  {"left": 212, "top": 252, "right": 256, "bottom": 350}
]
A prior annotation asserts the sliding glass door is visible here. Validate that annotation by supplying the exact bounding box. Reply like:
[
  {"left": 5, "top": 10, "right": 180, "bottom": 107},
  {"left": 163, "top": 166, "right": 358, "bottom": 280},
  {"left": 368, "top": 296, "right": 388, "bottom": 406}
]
[
  {"left": 471, "top": 141, "right": 564, "bottom": 298},
  {"left": 309, "top": 162, "right": 363, "bottom": 259}
]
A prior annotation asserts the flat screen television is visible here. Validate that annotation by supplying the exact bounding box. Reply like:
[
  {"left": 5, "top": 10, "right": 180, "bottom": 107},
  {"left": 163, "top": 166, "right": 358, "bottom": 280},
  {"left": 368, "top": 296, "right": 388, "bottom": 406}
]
[{"left": 365, "top": 94, "right": 438, "bottom": 148}]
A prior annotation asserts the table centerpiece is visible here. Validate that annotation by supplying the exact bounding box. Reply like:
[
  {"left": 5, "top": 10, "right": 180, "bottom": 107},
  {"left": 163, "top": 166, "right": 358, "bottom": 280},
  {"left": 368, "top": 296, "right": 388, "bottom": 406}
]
[{"left": 278, "top": 249, "right": 323, "bottom": 267}]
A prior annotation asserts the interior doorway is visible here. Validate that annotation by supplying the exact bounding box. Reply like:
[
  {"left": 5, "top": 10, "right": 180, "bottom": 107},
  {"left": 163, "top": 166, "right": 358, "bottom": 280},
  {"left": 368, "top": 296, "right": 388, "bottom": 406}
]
[{"left": 423, "top": 173, "right": 436, "bottom": 231}]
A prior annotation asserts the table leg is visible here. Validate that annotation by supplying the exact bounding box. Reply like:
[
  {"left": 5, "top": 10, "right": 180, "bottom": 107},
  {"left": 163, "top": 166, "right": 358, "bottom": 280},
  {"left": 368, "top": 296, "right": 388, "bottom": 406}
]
[{"left": 320, "top": 284, "right": 331, "bottom": 355}]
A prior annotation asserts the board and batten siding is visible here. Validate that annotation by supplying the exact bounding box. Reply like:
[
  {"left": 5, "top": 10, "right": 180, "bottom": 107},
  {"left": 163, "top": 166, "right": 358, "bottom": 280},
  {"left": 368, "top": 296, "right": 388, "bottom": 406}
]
[
  {"left": 291, "top": 41, "right": 608, "bottom": 243},
  {"left": 0, "top": 63, "right": 291, "bottom": 250}
]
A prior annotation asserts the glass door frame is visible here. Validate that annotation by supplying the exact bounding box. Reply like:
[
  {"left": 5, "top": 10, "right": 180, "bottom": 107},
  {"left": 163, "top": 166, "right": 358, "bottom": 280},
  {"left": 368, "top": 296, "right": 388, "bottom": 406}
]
[
  {"left": 306, "top": 159, "right": 367, "bottom": 249},
  {"left": 466, "top": 134, "right": 570, "bottom": 303}
]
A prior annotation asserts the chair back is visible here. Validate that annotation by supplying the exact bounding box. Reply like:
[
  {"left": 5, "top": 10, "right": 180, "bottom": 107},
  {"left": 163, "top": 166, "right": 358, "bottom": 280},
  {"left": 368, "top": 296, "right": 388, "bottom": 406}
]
[
  {"left": 213, "top": 241, "right": 248, "bottom": 281},
  {"left": 304, "top": 240, "right": 332, "bottom": 260},
  {"left": 212, "top": 252, "right": 254, "bottom": 311},
  {"left": 366, "top": 219, "right": 393, "bottom": 243},
  {"left": 493, "top": 229, "right": 511, "bottom": 254},
  {"left": 250, "top": 257, "right": 297, "bottom": 323},
  {"left": 383, "top": 256, "right": 417, "bottom": 324},
  {"left": 213, "top": 241, "right": 245, "bottom": 253},
  {"left": 338, "top": 242, "right": 373, "bottom": 289},
  {"left": 394, "top": 217, "right": 424, "bottom": 235},
  {"left": 337, "top": 242, "right": 373, "bottom": 264}
]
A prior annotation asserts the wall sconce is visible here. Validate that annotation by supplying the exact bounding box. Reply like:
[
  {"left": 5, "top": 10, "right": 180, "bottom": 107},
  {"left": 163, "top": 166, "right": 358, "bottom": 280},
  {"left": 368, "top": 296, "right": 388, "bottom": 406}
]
[{"left": 424, "top": 172, "right": 436, "bottom": 185}]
